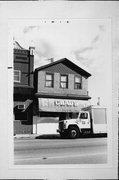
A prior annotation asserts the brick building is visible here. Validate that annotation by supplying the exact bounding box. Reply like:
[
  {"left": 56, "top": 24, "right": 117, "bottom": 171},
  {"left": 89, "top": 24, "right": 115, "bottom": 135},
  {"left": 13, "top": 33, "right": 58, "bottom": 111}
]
[
  {"left": 13, "top": 41, "right": 34, "bottom": 134},
  {"left": 33, "top": 58, "right": 91, "bottom": 135}
]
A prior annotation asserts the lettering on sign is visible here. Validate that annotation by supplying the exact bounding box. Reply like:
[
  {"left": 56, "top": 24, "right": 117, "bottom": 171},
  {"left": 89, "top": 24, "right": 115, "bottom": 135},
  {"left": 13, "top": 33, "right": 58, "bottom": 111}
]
[
  {"left": 38, "top": 98, "right": 89, "bottom": 112},
  {"left": 54, "top": 100, "right": 78, "bottom": 107}
]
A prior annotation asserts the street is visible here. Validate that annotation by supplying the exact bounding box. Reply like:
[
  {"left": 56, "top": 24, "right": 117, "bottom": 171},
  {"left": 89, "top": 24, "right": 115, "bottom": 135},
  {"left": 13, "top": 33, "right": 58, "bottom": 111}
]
[{"left": 14, "top": 135, "right": 107, "bottom": 165}]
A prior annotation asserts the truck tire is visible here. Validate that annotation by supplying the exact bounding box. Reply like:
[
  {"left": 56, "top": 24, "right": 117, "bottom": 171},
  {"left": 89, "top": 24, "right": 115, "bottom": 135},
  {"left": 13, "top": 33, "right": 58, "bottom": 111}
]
[{"left": 68, "top": 126, "right": 80, "bottom": 139}]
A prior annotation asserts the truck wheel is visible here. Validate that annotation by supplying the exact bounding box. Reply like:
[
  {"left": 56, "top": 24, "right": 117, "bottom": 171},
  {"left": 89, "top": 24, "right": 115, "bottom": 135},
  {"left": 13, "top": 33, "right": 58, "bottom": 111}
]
[{"left": 68, "top": 126, "right": 79, "bottom": 139}]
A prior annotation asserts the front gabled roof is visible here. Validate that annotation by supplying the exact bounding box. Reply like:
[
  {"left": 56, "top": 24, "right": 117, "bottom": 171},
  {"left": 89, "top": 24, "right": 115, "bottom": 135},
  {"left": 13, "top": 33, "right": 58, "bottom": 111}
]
[{"left": 35, "top": 58, "right": 91, "bottom": 78}]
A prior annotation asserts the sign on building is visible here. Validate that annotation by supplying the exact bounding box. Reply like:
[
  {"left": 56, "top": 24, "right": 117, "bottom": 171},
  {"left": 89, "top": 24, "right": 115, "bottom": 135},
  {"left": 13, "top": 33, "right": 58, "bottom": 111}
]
[{"left": 38, "top": 98, "right": 90, "bottom": 112}]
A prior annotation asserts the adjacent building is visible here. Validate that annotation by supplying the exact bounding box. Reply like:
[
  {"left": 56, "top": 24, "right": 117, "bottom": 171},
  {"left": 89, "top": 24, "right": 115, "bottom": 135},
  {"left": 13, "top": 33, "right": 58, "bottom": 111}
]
[
  {"left": 13, "top": 41, "right": 34, "bottom": 134},
  {"left": 33, "top": 58, "right": 91, "bottom": 134}
]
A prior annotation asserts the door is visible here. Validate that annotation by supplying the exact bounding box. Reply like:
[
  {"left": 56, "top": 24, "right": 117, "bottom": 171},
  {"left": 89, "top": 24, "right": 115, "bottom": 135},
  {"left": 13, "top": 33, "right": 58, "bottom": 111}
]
[{"left": 79, "top": 112, "right": 90, "bottom": 129}]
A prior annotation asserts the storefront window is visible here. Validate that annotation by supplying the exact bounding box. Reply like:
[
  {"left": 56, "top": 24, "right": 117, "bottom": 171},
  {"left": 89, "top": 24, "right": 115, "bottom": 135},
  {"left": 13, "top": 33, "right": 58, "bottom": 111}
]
[
  {"left": 45, "top": 73, "right": 54, "bottom": 87},
  {"left": 15, "top": 112, "right": 27, "bottom": 120},
  {"left": 60, "top": 74, "right": 68, "bottom": 88},
  {"left": 74, "top": 76, "right": 82, "bottom": 89}
]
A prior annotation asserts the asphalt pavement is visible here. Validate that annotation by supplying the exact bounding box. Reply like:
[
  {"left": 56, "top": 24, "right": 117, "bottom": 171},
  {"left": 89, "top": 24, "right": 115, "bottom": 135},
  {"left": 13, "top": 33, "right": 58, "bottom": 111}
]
[{"left": 14, "top": 135, "right": 107, "bottom": 165}]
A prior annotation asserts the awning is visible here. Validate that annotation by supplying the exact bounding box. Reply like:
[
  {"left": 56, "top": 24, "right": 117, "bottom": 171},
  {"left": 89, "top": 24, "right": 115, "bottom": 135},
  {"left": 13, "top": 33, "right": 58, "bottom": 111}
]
[
  {"left": 38, "top": 98, "right": 90, "bottom": 112},
  {"left": 14, "top": 99, "right": 33, "bottom": 112}
]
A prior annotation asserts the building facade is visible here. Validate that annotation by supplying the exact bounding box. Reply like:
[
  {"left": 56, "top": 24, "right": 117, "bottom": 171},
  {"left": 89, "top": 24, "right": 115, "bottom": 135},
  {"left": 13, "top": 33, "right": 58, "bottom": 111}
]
[
  {"left": 14, "top": 41, "right": 34, "bottom": 134},
  {"left": 33, "top": 58, "right": 91, "bottom": 135}
]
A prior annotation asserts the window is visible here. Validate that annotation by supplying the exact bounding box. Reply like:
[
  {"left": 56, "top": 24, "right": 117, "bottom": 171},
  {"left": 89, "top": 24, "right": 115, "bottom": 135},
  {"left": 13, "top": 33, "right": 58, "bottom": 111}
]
[
  {"left": 74, "top": 76, "right": 82, "bottom": 89},
  {"left": 45, "top": 73, "right": 54, "bottom": 87},
  {"left": 80, "top": 112, "right": 88, "bottom": 119},
  {"left": 60, "top": 75, "right": 68, "bottom": 89},
  {"left": 66, "top": 113, "right": 79, "bottom": 119},
  {"left": 14, "top": 70, "right": 21, "bottom": 83}
]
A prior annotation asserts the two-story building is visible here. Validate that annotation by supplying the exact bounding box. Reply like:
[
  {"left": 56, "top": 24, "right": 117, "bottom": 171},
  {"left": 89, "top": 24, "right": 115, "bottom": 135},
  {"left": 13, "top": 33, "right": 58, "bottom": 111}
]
[
  {"left": 14, "top": 41, "right": 34, "bottom": 135},
  {"left": 33, "top": 58, "right": 91, "bottom": 135}
]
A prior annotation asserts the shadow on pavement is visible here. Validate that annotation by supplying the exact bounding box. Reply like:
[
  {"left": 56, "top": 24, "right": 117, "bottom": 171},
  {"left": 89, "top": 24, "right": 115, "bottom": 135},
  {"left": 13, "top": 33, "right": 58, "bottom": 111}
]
[
  {"left": 79, "top": 133, "right": 107, "bottom": 139},
  {"left": 35, "top": 134, "right": 61, "bottom": 139},
  {"left": 35, "top": 133, "right": 107, "bottom": 139}
]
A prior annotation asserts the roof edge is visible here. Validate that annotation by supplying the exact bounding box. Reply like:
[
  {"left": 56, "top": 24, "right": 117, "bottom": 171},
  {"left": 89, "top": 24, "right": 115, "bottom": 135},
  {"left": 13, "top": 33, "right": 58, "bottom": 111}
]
[
  {"left": 35, "top": 58, "right": 91, "bottom": 77},
  {"left": 35, "top": 92, "right": 91, "bottom": 100},
  {"left": 13, "top": 41, "right": 27, "bottom": 50}
]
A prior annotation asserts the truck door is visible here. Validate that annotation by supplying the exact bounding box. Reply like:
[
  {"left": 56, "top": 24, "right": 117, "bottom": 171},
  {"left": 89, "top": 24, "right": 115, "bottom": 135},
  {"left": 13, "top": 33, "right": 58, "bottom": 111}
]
[{"left": 79, "top": 112, "right": 90, "bottom": 129}]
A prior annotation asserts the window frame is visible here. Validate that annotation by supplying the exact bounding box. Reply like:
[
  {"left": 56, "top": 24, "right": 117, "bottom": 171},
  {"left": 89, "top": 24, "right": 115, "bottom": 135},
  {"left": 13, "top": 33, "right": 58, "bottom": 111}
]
[
  {"left": 45, "top": 72, "right": 54, "bottom": 88},
  {"left": 79, "top": 112, "right": 88, "bottom": 119},
  {"left": 74, "top": 75, "right": 82, "bottom": 89},
  {"left": 14, "top": 70, "right": 21, "bottom": 83},
  {"left": 60, "top": 74, "right": 68, "bottom": 89}
]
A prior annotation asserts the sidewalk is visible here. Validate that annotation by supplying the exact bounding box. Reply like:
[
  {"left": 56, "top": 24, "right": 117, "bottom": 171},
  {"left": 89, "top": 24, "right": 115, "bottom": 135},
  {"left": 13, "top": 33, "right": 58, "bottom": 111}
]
[
  {"left": 14, "top": 134, "right": 38, "bottom": 139},
  {"left": 14, "top": 133, "right": 60, "bottom": 139}
]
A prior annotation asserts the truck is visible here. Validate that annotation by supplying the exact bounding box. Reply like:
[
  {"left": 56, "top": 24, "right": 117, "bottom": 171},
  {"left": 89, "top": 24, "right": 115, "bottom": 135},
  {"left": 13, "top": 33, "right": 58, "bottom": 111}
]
[{"left": 57, "top": 105, "right": 107, "bottom": 139}]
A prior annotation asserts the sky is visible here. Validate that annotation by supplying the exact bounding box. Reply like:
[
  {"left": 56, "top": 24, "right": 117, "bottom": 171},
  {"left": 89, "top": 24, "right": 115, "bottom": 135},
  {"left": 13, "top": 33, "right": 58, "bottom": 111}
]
[{"left": 12, "top": 19, "right": 111, "bottom": 106}]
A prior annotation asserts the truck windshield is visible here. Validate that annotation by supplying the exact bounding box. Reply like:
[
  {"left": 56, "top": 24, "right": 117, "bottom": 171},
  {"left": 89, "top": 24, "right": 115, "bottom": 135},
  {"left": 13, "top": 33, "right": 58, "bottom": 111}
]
[{"left": 80, "top": 113, "right": 88, "bottom": 119}]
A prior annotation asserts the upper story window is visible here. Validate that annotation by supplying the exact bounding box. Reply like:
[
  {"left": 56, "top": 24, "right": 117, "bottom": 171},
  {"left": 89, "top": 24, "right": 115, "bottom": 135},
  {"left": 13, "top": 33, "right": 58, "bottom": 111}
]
[
  {"left": 45, "top": 73, "right": 54, "bottom": 87},
  {"left": 14, "top": 70, "right": 21, "bottom": 83},
  {"left": 60, "top": 74, "right": 68, "bottom": 89},
  {"left": 74, "top": 76, "right": 82, "bottom": 89}
]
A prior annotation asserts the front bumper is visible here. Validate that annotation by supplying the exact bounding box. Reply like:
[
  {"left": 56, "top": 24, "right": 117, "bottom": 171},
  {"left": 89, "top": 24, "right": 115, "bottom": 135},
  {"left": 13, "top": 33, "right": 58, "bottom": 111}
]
[
  {"left": 57, "top": 129, "right": 61, "bottom": 133},
  {"left": 57, "top": 129, "right": 68, "bottom": 134}
]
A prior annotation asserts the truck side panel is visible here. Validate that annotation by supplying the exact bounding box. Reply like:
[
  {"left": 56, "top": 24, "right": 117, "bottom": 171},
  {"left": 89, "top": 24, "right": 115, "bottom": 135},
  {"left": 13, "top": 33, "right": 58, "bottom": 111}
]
[{"left": 92, "top": 108, "right": 107, "bottom": 134}]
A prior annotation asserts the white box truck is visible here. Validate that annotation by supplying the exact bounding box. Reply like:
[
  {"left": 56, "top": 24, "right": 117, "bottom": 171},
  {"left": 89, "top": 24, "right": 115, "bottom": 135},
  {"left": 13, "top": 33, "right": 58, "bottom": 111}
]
[{"left": 57, "top": 105, "right": 107, "bottom": 139}]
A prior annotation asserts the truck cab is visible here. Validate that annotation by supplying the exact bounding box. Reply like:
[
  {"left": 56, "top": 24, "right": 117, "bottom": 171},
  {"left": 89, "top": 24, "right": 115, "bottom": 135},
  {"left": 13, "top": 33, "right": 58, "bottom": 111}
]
[
  {"left": 57, "top": 105, "right": 107, "bottom": 139},
  {"left": 57, "top": 111, "right": 91, "bottom": 139}
]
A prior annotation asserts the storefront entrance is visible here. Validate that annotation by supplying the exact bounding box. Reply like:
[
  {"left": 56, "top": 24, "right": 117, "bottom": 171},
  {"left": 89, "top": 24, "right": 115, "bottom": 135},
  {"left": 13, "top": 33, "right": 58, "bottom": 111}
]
[{"left": 33, "top": 98, "right": 90, "bottom": 135}]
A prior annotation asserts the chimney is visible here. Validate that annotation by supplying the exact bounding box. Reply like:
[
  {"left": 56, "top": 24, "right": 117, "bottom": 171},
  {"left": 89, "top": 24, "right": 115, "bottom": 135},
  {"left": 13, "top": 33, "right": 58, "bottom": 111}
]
[
  {"left": 29, "top": 47, "right": 35, "bottom": 55},
  {"left": 29, "top": 43, "right": 35, "bottom": 87},
  {"left": 48, "top": 58, "right": 54, "bottom": 63},
  {"left": 29, "top": 40, "right": 35, "bottom": 55}
]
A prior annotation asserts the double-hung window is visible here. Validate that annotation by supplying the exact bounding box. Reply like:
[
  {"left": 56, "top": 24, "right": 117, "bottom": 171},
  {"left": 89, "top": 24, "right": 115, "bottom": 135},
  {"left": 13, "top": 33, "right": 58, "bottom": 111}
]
[
  {"left": 74, "top": 76, "right": 82, "bottom": 89},
  {"left": 14, "top": 70, "right": 21, "bottom": 83},
  {"left": 45, "top": 73, "right": 54, "bottom": 87},
  {"left": 60, "top": 75, "right": 68, "bottom": 89}
]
